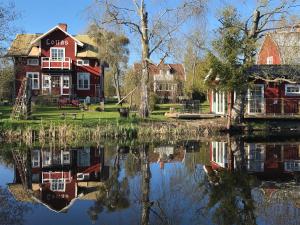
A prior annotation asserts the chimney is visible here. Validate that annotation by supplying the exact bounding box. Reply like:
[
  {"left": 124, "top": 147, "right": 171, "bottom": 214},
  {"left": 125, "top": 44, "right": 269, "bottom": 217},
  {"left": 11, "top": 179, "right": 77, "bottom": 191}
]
[{"left": 58, "top": 23, "right": 67, "bottom": 32}]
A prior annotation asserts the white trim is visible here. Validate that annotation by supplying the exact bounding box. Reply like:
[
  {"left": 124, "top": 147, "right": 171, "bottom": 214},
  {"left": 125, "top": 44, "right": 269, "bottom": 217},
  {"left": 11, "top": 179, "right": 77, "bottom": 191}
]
[
  {"left": 60, "top": 75, "right": 70, "bottom": 95},
  {"left": 266, "top": 56, "right": 273, "bottom": 65},
  {"left": 77, "top": 72, "right": 90, "bottom": 90},
  {"left": 212, "top": 91, "right": 226, "bottom": 115},
  {"left": 285, "top": 84, "right": 300, "bottom": 96},
  {"left": 27, "top": 58, "right": 39, "bottom": 66},
  {"left": 30, "top": 25, "right": 84, "bottom": 46},
  {"left": 26, "top": 72, "right": 40, "bottom": 90},
  {"left": 247, "top": 84, "right": 264, "bottom": 114},
  {"left": 42, "top": 74, "right": 51, "bottom": 94},
  {"left": 50, "top": 47, "right": 65, "bottom": 61}
]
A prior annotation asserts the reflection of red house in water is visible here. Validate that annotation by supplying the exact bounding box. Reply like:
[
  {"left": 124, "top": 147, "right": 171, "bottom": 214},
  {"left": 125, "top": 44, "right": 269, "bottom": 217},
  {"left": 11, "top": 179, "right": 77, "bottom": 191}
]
[
  {"left": 14, "top": 146, "right": 109, "bottom": 212},
  {"left": 209, "top": 141, "right": 300, "bottom": 180}
]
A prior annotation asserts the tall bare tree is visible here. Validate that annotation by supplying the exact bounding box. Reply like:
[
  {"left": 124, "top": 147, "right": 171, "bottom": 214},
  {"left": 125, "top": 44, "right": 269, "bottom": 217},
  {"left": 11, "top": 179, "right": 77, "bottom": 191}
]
[
  {"left": 89, "top": 0, "right": 206, "bottom": 117},
  {"left": 0, "top": 1, "right": 18, "bottom": 55}
]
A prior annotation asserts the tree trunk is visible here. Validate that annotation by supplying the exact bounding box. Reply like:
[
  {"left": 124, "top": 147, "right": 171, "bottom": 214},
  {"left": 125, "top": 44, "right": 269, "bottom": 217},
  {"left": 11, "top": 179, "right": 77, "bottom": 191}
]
[
  {"left": 141, "top": 144, "right": 150, "bottom": 225},
  {"left": 139, "top": 2, "right": 150, "bottom": 118},
  {"left": 113, "top": 67, "right": 122, "bottom": 103},
  {"left": 231, "top": 90, "right": 247, "bottom": 125}
]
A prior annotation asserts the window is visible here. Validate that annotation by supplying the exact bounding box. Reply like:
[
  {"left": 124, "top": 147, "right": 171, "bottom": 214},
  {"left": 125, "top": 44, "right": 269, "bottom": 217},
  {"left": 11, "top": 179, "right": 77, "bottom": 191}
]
[
  {"left": 77, "top": 59, "right": 89, "bottom": 66},
  {"left": 26, "top": 72, "right": 40, "bottom": 90},
  {"left": 27, "top": 58, "right": 39, "bottom": 66},
  {"left": 50, "top": 48, "right": 65, "bottom": 61},
  {"left": 285, "top": 84, "right": 300, "bottom": 95},
  {"left": 77, "top": 72, "right": 90, "bottom": 90},
  {"left": 248, "top": 85, "right": 264, "bottom": 113},
  {"left": 31, "top": 150, "right": 40, "bottom": 168},
  {"left": 51, "top": 179, "right": 65, "bottom": 191},
  {"left": 266, "top": 56, "right": 273, "bottom": 65},
  {"left": 42, "top": 74, "right": 50, "bottom": 89},
  {"left": 62, "top": 76, "right": 70, "bottom": 88}
]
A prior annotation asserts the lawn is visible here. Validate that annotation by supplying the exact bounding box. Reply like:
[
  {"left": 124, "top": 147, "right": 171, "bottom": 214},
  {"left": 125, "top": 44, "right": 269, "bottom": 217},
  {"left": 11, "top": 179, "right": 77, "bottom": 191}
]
[{"left": 0, "top": 101, "right": 210, "bottom": 128}]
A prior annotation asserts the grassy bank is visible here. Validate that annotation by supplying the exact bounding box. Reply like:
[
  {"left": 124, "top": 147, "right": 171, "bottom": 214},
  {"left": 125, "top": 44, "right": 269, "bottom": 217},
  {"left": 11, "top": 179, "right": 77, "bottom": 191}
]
[{"left": 0, "top": 102, "right": 217, "bottom": 142}]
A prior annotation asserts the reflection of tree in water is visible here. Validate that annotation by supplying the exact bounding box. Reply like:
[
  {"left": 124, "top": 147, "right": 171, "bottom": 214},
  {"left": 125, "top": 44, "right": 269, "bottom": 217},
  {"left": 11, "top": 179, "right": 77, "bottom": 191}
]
[
  {"left": 204, "top": 137, "right": 258, "bottom": 225},
  {"left": 124, "top": 149, "right": 141, "bottom": 178},
  {"left": 0, "top": 187, "right": 30, "bottom": 225},
  {"left": 253, "top": 183, "right": 300, "bottom": 225},
  {"left": 205, "top": 170, "right": 257, "bottom": 225},
  {"left": 87, "top": 148, "right": 130, "bottom": 223}
]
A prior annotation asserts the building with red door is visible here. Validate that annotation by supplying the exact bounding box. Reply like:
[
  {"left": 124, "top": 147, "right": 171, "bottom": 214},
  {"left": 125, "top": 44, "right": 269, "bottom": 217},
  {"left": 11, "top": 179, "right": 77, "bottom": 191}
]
[
  {"left": 7, "top": 23, "right": 106, "bottom": 102},
  {"left": 208, "top": 27, "right": 300, "bottom": 118}
]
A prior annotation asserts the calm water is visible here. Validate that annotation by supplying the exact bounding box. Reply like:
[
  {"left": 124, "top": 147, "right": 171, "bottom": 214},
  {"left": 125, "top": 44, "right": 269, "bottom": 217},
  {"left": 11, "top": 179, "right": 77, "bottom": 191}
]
[{"left": 1, "top": 139, "right": 300, "bottom": 225}]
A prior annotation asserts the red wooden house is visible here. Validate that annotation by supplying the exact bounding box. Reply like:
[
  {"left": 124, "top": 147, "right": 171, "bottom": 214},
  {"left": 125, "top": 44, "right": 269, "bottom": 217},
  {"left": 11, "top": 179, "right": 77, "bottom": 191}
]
[
  {"left": 209, "top": 28, "right": 300, "bottom": 118},
  {"left": 12, "top": 146, "right": 109, "bottom": 212},
  {"left": 7, "top": 23, "right": 106, "bottom": 102},
  {"left": 209, "top": 141, "right": 300, "bottom": 180}
]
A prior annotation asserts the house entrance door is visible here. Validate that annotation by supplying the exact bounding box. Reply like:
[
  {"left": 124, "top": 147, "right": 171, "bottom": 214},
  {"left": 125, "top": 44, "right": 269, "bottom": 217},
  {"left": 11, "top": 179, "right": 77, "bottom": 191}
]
[{"left": 51, "top": 76, "right": 61, "bottom": 95}]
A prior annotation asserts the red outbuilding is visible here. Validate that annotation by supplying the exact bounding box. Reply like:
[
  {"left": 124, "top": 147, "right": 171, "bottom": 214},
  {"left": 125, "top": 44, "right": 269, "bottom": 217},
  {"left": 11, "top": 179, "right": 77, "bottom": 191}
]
[{"left": 208, "top": 28, "right": 300, "bottom": 118}]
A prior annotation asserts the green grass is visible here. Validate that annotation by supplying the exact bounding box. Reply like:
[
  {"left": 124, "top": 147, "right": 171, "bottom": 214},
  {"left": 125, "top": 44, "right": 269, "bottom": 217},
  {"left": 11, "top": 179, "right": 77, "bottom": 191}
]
[{"left": 0, "top": 101, "right": 210, "bottom": 129}]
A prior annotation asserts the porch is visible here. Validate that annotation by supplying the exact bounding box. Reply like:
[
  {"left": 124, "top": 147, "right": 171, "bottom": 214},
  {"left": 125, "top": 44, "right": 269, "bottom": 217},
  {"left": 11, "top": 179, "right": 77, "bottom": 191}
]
[{"left": 246, "top": 97, "right": 300, "bottom": 118}]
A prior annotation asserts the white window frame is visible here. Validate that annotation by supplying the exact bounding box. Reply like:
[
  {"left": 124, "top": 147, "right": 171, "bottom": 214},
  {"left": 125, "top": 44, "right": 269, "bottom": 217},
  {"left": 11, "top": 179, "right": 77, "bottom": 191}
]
[
  {"left": 31, "top": 150, "right": 40, "bottom": 168},
  {"left": 27, "top": 58, "right": 39, "bottom": 66},
  {"left": 77, "top": 72, "right": 90, "bottom": 90},
  {"left": 60, "top": 76, "right": 70, "bottom": 95},
  {"left": 26, "top": 72, "right": 40, "bottom": 90},
  {"left": 77, "top": 59, "right": 89, "bottom": 66},
  {"left": 247, "top": 84, "right": 264, "bottom": 114},
  {"left": 285, "top": 84, "right": 300, "bottom": 96},
  {"left": 50, "top": 47, "right": 65, "bottom": 61},
  {"left": 50, "top": 179, "right": 66, "bottom": 192},
  {"left": 42, "top": 74, "right": 51, "bottom": 89},
  {"left": 266, "top": 56, "right": 273, "bottom": 65}
]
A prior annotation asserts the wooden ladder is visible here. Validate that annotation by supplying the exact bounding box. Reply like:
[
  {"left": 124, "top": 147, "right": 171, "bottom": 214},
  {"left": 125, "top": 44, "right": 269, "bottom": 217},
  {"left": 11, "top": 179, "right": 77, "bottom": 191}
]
[
  {"left": 11, "top": 78, "right": 29, "bottom": 119},
  {"left": 12, "top": 150, "right": 27, "bottom": 188}
]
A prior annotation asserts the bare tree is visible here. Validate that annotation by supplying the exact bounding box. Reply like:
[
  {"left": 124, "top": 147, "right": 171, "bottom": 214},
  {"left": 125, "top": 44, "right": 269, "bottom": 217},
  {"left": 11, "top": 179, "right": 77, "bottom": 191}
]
[
  {"left": 89, "top": 0, "right": 206, "bottom": 117},
  {"left": 0, "top": 1, "right": 18, "bottom": 55},
  {"left": 88, "top": 24, "right": 130, "bottom": 102}
]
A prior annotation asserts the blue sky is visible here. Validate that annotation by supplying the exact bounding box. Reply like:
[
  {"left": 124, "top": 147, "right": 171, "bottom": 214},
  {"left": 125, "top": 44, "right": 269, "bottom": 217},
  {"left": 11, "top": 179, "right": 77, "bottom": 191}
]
[{"left": 4, "top": 0, "right": 296, "bottom": 65}]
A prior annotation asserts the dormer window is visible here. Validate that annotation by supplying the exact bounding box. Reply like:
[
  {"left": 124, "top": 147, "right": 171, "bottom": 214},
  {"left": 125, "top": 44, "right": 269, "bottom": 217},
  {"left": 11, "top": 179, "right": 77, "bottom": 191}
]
[
  {"left": 27, "top": 58, "right": 39, "bottom": 66},
  {"left": 77, "top": 59, "right": 89, "bottom": 66},
  {"left": 50, "top": 47, "right": 65, "bottom": 61},
  {"left": 266, "top": 56, "right": 273, "bottom": 65}
]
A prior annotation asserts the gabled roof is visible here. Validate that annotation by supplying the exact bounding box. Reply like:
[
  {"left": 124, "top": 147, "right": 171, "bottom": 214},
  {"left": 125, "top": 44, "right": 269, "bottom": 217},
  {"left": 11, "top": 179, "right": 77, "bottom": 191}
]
[
  {"left": 6, "top": 34, "right": 40, "bottom": 56},
  {"left": 31, "top": 25, "right": 84, "bottom": 47},
  {"left": 75, "top": 35, "right": 98, "bottom": 58},
  {"left": 133, "top": 62, "right": 186, "bottom": 81},
  {"left": 268, "top": 32, "right": 300, "bottom": 64},
  {"left": 7, "top": 33, "right": 99, "bottom": 58}
]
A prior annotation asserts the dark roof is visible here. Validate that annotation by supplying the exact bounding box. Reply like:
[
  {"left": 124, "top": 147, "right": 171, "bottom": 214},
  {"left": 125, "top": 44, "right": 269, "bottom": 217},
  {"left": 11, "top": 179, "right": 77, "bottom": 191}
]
[{"left": 249, "top": 65, "right": 300, "bottom": 82}]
